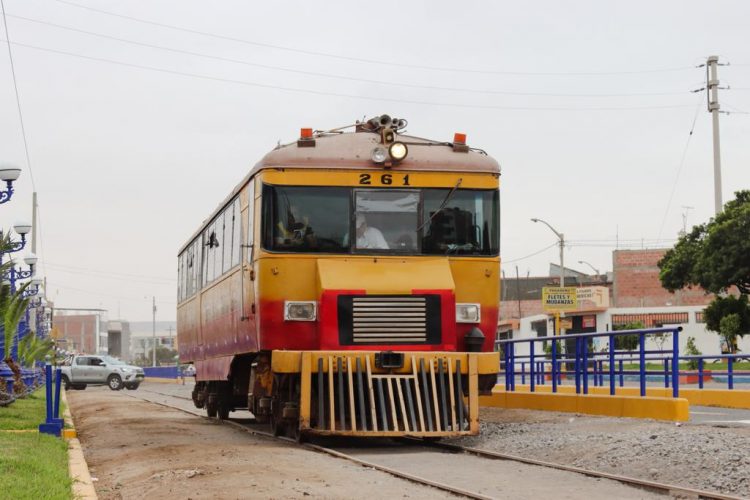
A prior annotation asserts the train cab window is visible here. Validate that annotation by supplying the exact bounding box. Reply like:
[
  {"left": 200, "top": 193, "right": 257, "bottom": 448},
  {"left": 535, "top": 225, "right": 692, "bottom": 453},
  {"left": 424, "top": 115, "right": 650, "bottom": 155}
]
[
  {"left": 353, "top": 190, "right": 418, "bottom": 252},
  {"left": 263, "top": 185, "right": 349, "bottom": 253},
  {"left": 422, "top": 189, "right": 499, "bottom": 256}
]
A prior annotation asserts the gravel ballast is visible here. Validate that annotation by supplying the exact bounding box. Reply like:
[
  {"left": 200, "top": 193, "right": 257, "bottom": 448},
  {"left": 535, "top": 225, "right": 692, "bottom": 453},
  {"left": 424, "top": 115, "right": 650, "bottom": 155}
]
[{"left": 452, "top": 408, "right": 750, "bottom": 497}]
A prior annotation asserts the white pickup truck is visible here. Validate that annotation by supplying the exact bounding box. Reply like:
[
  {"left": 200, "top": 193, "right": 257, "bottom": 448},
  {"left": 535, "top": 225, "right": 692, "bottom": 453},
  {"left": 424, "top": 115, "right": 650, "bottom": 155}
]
[{"left": 60, "top": 355, "right": 145, "bottom": 391}]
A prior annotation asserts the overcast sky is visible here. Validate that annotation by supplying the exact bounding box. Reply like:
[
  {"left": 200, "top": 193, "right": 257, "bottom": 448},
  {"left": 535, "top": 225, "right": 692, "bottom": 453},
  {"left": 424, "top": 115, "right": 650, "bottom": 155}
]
[{"left": 1, "top": 0, "right": 749, "bottom": 321}]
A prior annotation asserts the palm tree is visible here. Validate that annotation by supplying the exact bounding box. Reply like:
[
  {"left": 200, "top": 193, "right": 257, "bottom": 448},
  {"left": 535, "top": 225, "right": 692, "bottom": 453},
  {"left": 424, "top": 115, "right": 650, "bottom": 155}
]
[{"left": 1, "top": 281, "right": 31, "bottom": 394}]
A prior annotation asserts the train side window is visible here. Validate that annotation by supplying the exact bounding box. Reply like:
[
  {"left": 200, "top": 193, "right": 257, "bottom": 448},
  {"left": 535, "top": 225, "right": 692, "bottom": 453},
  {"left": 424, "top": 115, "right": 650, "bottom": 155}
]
[
  {"left": 231, "top": 198, "right": 241, "bottom": 266},
  {"left": 192, "top": 239, "right": 202, "bottom": 292},
  {"left": 206, "top": 221, "right": 217, "bottom": 283},
  {"left": 214, "top": 212, "right": 224, "bottom": 279},
  {"left": 222, "top": 205, "right": 233, "bottom": 274},
  {"left": 177, "top": 252, "right": 183, "bottom": 302}
]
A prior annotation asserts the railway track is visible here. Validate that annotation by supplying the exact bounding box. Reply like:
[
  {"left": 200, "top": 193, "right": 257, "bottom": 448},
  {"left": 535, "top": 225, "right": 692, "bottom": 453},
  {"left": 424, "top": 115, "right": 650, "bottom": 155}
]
[{"left": 132, "top": 386, "right": 742, "bottom": 500}]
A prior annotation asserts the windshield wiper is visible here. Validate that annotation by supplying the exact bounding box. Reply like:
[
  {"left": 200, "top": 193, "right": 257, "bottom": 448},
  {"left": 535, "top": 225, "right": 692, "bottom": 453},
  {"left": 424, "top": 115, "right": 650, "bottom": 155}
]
[{"left": 416, "top": 178, "right": 462, "bottom": 233}]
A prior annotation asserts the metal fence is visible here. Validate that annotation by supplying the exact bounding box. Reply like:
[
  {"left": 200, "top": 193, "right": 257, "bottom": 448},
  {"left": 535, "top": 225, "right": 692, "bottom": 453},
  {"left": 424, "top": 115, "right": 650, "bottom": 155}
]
[
  {"left": 497, "top": 327, "right": 682, "bottom": 397},
  {"left": 497, "top": 327, "right": 750, "bottom": 398}
]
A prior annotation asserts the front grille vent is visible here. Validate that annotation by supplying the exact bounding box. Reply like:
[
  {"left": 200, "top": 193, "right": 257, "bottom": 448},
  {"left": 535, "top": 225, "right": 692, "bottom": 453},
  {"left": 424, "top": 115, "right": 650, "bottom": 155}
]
[{"left": 338, "top": 294, "right": 441, "bottom": 345}]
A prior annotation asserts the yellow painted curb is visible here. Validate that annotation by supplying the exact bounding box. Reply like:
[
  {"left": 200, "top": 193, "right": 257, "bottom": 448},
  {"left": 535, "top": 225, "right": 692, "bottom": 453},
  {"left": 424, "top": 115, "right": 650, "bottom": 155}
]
[
  {"left": 62, "top": 390, "right": 98, "bottom": 500},
  {"left": 481, "top": 390, "right": 689, "bottom": 421},
  {"left": 144, "top": 377, "right": 184, "bottom": 384},
  {"left": 492, "top": 384, "right": 750, "bottom": 410}
]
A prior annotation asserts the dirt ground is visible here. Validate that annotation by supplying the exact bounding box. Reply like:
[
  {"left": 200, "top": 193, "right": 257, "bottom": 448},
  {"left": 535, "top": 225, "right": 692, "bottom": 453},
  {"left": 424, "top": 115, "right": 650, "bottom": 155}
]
[{"left": 67, "top": 388, "right": 453, "bottom": 499}]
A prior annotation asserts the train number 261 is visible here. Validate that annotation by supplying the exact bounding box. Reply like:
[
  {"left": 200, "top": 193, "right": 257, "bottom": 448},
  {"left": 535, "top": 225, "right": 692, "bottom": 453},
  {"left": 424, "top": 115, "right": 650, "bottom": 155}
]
[{"left": 359, "top": 174, "right": 410, "bottom": 186}]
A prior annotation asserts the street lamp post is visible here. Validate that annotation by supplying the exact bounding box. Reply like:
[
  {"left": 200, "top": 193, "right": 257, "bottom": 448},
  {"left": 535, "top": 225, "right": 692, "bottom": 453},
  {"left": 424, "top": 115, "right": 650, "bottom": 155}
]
[
  {"left": 531, "top": 218, "right": 566, "bottom": 337},
  {"left": 577, "top": 260, "right": 600, "bottom": 277},
  {"left": 152, "top": 296, "right": 157, "bottom": 367},
  {"left": 0, "top": 164, "right": 22, "bottom": 204},
  {"left": 531, "top": 218, "right": 565, "bottom": 287}
]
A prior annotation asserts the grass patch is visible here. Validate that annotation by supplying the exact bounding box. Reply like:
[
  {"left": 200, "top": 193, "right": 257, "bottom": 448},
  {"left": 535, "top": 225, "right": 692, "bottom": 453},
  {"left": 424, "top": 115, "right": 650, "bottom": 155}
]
[
  {"left": 620, "top": 361, "right": 750, "bottom": 371},
  {"left": 0, "top": 388, "right": 47, "bottom": 430},
  {"left": 0, "top": 432, "right": 71, "bottom": 500},
  {"left": 0, "top": 386, "right": 68, "bottom": 430}
]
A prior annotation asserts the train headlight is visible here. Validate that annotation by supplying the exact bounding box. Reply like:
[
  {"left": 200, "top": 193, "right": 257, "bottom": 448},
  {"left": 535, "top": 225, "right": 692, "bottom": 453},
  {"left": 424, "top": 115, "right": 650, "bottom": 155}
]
[
  {"left": 284, "top": 301, "right": 317, "bottom": 321},
  {"left": 371, "top": 146, "right": 388, "bottom": 164},
  {"left": 388, "top": 142, "right": 408, "bottom": 161},
  {"left": 456, "top": 303, "right": 481, "bottom": 323}
]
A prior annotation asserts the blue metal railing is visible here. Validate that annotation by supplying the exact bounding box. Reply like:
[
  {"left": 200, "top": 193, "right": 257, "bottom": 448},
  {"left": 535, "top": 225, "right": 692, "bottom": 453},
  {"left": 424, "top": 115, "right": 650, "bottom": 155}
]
[{"left": 497, "top": 327, "right": 682, "bottom": 398}]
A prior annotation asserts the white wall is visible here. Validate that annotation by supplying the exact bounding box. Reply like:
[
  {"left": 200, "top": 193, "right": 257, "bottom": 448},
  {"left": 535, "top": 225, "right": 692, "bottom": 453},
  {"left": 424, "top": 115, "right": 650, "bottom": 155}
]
[{"left": 503, "top": 305, "right": 750, "bottom": 359}]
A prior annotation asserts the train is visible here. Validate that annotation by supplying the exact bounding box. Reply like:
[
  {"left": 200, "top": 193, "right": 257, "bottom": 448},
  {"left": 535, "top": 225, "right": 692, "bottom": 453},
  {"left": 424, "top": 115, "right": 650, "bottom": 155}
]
[{"left": 176, "top": 115, "right": 501, "bottom": 439}]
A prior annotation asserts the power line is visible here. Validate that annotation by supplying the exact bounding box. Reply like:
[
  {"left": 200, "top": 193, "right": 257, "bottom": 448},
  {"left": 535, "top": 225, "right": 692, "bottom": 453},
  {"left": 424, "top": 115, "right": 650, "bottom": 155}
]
[
  {"left": 0, "top": 0, "right": 35, "bottom": 190},
  {"left": 52, "top": 0, "right": 696, "bottom": 77},
  {"left": 1, "top": 39, "right": 696, "bottom": 112},
  {"left": 41, "top": 260, "right": 175, "bottom": 282},
  {"left": 504, "top": 241, "right": 558, "bottom": 263},
  {"left": 655, "top": 94, "right": 704, "bottom": 243},
  {"left": 5, "top": 13, "right": 693, "bottom": 99}
]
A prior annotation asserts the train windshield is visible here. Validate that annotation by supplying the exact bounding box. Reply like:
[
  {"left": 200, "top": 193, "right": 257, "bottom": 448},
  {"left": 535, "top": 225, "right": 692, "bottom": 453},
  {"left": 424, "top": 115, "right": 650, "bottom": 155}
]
[{"left": 263, "top": 185, "right": 499, "bottom": 256}]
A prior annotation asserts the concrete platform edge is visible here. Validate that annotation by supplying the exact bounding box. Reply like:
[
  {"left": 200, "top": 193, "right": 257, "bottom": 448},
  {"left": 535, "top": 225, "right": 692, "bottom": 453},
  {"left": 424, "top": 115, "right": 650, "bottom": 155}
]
[
  {"left": 482, "top": 388, "right": 689, "bottom": 421},
  {"left": 144, "top": 377, "right": 184, "bottom": 384},
  {"left": 62, "top": 390, "right": 98, "bottom": 500},
  {"left": 492, "top": 384, "right": 750, "bottom": 410}
]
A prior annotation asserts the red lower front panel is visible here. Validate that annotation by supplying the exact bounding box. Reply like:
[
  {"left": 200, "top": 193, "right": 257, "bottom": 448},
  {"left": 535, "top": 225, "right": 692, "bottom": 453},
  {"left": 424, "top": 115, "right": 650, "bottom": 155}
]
[{"left": 258, "top": 290, "right": 494, "bottom": 352}]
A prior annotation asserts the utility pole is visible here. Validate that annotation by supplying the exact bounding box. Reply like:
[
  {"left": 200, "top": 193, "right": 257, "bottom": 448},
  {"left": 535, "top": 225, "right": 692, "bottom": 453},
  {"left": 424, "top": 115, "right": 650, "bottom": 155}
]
[
  {"left": 152, "top": 296, "right": 157, "bottom": 367},
  {"left": 680, "top": 206, "right": 694, "bottom": 236},
  {"left": 707, "top": 56, "right": 723, "bottom": 214}
]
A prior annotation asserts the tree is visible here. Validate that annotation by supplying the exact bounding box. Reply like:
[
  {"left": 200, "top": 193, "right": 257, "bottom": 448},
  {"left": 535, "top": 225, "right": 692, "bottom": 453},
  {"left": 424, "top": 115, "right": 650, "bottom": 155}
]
[
  {"left": 703, "top": 295, "right": 750, "bottom": 350},
  {"left": 719, "top": 314, "right": 741, "bottom": 354},
  {"left": 1, "top": 281, "right": 31, "bottom": 395},
  {"left": 659, "top": 191, "right": 750, "bottom": 347},
  {"left": 658, "top": 190, "right": 750, "bottom": 295},
  {"left": 613, "top": 321, "right": 645, "bottom": 351}
]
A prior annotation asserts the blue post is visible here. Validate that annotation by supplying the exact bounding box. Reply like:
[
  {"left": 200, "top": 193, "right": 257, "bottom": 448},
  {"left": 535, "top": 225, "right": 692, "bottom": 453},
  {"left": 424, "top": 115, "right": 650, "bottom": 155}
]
[
  {"left": 53, "top": 368, "right": 63, "bottom": 426},
  {"left": 609, "top": 334, "right": 615, "bottom": 396},
  {"left": 639, "top": 333, "right": 646, "bottom": 397},
  {"left": 45, "top": 364, "right": 53, "bottom": 422},
  {"left": 575, "top": 338, "right": 581, "bottom": 394},
  {"left": 521, "top": 362, "right": 526, "bottom": 385},
  {"left": 619, "top": 359, "right": 624, "bottom": 387},
  {"left": 551, "top": 336, "right": 558, "bottom": 393},
  {"left": 504, "top": 346, "right": 510, "bottom": 391},
  {"left": 671, "top": 329, "right": 679, "bottom": 398},
  {"left": 728, "top": 357, "right": 734, "bottom": 390},
  {"left": 510, "top": 344, "right": 516, "bottom": 392},
  {"left": 38, "top": 363, "right": 61, "bottom": 436},
  {"left": 698, "top": 358, "right": 704, "bottom": 389},
  {"left": 582, "top": 338, "right": 589, "bottom": 394},
  {"left": 540, "top": 361, "right": 545, "bottom": 385},
  {"left": 598, "top": 360, "right": 604, "bottom": 386},
  {"left": 663, "top": 359, "right": 669, "bottom": 388},
  {"left": 530, "top": 343, "right": 535, "bottom": 392}
]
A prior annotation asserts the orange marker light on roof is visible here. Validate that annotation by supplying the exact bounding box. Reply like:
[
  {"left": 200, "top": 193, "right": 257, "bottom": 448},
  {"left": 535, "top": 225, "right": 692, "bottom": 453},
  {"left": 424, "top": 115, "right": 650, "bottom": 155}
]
[
  {"left": 300, "top": 128, "right": 313, "bottom": 139},
  {"left": 454, "top": 132, "right": 467, "bottom": 144}
]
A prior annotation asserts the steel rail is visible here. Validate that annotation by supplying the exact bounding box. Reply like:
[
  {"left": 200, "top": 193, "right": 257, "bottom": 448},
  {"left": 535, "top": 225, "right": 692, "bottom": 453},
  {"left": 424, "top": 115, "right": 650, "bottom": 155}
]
[
  {"left": 124, "top": 390, "right": 488, "bottom": 499},
  {"left": 125, "top": 387, "right": 743, "bottom": 500},
  {"left": 412, "top": 439, "right": 744, "bottom": 500}
]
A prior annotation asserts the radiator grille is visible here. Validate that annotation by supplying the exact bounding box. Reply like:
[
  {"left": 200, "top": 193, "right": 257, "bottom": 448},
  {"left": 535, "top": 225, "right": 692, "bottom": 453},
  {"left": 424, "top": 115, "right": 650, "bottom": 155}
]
[{"left": 338, "top": 295, "right": 441, "bottom": 345}]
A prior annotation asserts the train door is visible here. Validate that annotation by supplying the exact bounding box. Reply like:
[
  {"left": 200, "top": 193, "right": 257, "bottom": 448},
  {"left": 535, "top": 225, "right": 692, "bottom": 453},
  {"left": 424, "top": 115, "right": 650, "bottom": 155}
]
[{"left": 240, "top": 180, "right": 258, "bottom": 350}]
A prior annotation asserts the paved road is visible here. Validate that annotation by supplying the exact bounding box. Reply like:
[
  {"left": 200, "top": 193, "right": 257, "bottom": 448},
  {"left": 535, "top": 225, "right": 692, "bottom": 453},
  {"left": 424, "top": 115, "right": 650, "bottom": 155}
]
[{"left": 690, "top": 405, "right": 750, "bottom": 426}]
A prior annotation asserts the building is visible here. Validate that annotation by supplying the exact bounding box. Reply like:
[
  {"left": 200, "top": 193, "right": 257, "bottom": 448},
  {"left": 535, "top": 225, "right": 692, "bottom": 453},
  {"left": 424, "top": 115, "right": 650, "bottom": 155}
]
[
  {"left": 499, "top": 248, "right": 749, "bottom": 356},
  {"left": 52, "top": 309, "right": 108, "bottom": 355},
  {"left": 106, "top": 320, "right": 132, "bottom": 362},
  {"left": 129, "top": 321, "right": 177, "bottom": 364}
]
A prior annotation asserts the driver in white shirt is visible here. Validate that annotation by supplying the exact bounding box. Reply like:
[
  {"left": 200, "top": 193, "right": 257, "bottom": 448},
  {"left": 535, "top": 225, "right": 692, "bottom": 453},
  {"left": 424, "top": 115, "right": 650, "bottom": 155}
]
[{"left": 356, "top": 214, "right": 389, "bottom": 249}]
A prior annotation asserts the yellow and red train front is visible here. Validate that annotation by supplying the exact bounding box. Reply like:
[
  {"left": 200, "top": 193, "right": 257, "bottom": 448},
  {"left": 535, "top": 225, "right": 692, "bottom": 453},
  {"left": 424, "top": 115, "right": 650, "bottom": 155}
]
[{"left": 253, "top": 169, "right": 500, "bottom": 355}]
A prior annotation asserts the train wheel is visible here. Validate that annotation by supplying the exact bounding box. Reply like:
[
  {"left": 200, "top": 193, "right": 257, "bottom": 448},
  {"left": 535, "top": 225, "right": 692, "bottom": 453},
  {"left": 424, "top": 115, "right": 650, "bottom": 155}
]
[{"left": 206, "top": 391, "right": 218, "bottom": 418}]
